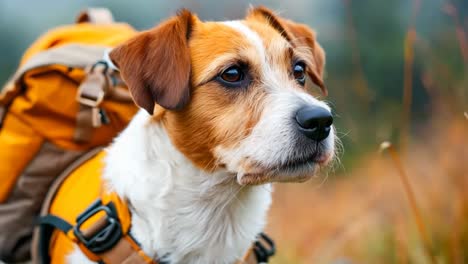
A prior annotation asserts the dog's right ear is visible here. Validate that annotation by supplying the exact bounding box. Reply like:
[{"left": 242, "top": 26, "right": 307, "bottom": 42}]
[
  {"left": 247, "top": 6, "right": 327, "bottom": 95},
  {"left": 110, "top": 10, "right": 197, "bottom": 114}
]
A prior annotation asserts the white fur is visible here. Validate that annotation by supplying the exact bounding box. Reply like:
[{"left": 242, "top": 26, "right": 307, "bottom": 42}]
[
  {"left": 223, "top": 21, "right": 266, "bottom": 62},
  {"left": 67, "top": 111, "right": 272, "bottom": 264}
]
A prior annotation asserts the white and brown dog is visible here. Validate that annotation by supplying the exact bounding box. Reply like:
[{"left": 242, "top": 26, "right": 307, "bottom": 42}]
[{"left": 68, "top": 6, "right": 335, "bottom": 264}]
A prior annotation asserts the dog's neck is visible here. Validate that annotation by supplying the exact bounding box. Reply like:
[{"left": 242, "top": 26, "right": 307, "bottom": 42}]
[{"left": 103, "top": 111, "right": 272, "bottom": 264}]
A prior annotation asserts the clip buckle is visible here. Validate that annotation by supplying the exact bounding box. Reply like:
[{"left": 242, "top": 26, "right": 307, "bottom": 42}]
[
  {"left": 76, "top": 60, "right": 111, "bottom": 107},
  {"left": 254, "top": 232, "right": 276, "bottom": 263},
  {"left": 76, "top": 74, "right": 106, "bottom": 107},
  {"left": 73, "top": 200, "right": 122, "bottom": 253}
]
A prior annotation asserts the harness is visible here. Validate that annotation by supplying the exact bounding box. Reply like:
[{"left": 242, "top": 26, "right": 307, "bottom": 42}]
[{"left": 33, "top": 151, "right": 275, "bottom": 264}]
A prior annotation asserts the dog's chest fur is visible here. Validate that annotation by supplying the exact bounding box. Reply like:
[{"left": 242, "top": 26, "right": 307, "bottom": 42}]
[{"left": 68, "top": 111, "right": 272, "bottom": 264}]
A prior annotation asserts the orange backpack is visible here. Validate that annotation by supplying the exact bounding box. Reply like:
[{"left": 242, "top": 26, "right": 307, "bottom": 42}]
[{"left": 0, "top": 8, "right": 138, "bottom": 262}]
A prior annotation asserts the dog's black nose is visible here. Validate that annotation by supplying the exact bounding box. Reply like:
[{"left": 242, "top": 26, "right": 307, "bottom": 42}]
[{"left": 295, "top": 106, "right": 333, "bottom": 142}]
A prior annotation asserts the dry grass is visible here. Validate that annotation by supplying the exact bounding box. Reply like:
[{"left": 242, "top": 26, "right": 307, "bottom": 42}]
[
  {"left": 266, "top": 116, "right": 468, "bottom": 264},
  {"left": 400, "top": 0, "right": 420, "bottom": 153}
]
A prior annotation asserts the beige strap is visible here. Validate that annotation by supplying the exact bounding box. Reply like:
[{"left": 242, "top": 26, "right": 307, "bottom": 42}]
[
  {"left": 122, "top": 252, "right": 152, "bottom": 264},
  {"left": 76, "top": 8, "right": 115, "bottom": 24},
  {"left": 238, "top": 246, "right": 258, "bottom": 264},
  {"left": 100, "top": 237, "right": 155, "bottom": 264},
  {"left": 74, "top": 105, "right": 97, "bottom": 142},
  {"left": 74, "top": 67, "right": 110, "bottom": 142}
]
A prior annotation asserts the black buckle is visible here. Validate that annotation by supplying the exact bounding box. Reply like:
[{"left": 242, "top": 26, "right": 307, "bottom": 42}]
[
  {"left": 254, "top": 232, "right": 276, "bottom": 263},
  {"left": 73, "top": 200, "right": 122, "bottom": 253},
  {"left": 90, "top": 60, "right": 110, "bottom": 74}
]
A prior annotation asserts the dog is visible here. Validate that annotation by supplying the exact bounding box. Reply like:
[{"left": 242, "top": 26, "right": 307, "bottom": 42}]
[{"left": 61, "top": 6, "right": 335, "bottom": 264}]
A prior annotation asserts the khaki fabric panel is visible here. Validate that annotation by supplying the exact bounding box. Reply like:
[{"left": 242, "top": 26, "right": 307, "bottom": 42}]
[
  {"left": 0, "top": 141, "right": 83, "bottom": 262},
  {"left": 20, "top": 23, "right": 136, "bottom": 65},
  {"left": 8, "top": 44, "right": 108, "bottom": 84}
]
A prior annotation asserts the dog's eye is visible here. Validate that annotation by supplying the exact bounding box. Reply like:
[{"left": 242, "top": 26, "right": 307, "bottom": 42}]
[
  {"left": 293, "top": 62, "right": 306, "bottom": 85},
  {"left": 219, "top": 66, "right": 244, "bottom": 84}
]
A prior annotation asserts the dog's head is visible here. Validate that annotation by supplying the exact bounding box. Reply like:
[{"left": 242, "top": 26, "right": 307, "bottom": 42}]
[{"left": 110, "top": 6, "right": 335, "bottom": 185}]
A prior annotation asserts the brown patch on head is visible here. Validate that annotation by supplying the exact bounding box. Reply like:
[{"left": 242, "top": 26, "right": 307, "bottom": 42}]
[
  {"left": 246, "top": 6, "right": 292, "bottom": 42},
  {"left": 247, "top": 6, "right": 327, "bottom": 95},
  {"left": 110, "top": 9, "right": 197, "bottom": 114},
  {"left": 163, "top": 85, "right": 267, "bottom": 171},
  {"left": 161, "top": 22, "right": 269, "bottom": 171}
]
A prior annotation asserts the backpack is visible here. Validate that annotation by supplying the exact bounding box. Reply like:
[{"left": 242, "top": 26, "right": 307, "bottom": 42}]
[{"left": 0, "top": 8, "right": 139, "bottom": 262}]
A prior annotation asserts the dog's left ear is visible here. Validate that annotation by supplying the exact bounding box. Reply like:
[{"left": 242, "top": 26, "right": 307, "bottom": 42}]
[
  {"left": 110, "top": 10, "right": 197, "bottom": 114},
  {"left": 247, "top": 6, "right": 327, "bottom": 95}
]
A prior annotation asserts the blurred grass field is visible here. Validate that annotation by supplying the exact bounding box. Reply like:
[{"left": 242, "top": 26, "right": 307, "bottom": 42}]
[{"left": 267, "top": 113, "right": 467, "bottom": 264}]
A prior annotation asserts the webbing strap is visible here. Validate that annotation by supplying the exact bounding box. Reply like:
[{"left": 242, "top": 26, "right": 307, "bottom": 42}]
[
  {"left": 37, "top": 215, "right": 73, "bottom": 233},
  {"left": 74, "top": 105, "right": 98, "bottom": 142},
  {"left": 36, "top": 215, "right": 74, "bottom": 264},
  {"left": 74, "top": 66, "right": 109, "bottom": 142}
]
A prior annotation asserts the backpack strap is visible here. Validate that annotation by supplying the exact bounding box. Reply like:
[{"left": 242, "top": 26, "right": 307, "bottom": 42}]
[
  {"left": 76, "top": 8, "right": 115, "bottom": 24},
  {"left": 74, "top": 61, "right": 111, "bottom": 142}
]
